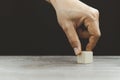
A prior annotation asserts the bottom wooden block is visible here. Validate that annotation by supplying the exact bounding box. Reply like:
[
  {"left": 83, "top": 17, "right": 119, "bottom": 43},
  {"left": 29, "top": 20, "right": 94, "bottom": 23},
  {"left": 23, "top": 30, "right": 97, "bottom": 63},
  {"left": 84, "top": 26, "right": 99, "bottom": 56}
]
[{"left": 77, "top": 51, "right": 93, "bottom": 64}]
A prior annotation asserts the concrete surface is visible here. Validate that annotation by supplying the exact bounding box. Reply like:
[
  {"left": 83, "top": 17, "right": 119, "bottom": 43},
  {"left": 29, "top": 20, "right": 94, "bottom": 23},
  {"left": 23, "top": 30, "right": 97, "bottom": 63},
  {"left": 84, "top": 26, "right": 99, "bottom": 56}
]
[{"left": 0, "top": 56, "right": 120, "bottom": 80}]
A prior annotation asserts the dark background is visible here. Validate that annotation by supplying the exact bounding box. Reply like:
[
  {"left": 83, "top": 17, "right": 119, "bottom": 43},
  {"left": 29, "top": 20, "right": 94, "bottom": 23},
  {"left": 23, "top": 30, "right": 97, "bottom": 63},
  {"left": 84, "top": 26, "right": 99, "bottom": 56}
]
[{"left": 0, "top": 0, "right": 120, "bottom": 55}]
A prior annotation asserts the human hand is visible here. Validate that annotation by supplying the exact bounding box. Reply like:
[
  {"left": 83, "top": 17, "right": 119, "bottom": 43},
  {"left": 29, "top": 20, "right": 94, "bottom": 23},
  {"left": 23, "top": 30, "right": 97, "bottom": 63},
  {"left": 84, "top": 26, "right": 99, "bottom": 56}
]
[{"left": 48, "top": 0, "right": 101, "bottom": 55}]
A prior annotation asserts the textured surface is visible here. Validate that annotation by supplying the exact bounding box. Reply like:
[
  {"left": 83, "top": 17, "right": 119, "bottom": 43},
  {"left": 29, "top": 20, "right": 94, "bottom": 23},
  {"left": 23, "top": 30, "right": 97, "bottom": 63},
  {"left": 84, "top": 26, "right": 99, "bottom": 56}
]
[
  {"left": 77, "top": 51, "right": 93, "bottom": 63},
  {"left": 0, "top": 56, "right": 120, "bottom": 80}
]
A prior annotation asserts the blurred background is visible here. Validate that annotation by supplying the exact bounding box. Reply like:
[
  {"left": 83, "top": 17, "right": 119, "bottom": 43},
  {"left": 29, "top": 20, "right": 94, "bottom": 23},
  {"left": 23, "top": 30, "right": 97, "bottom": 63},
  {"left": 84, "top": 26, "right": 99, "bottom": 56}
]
[{"left": 0, "top": 0, "right": 120, "bottom": 55}]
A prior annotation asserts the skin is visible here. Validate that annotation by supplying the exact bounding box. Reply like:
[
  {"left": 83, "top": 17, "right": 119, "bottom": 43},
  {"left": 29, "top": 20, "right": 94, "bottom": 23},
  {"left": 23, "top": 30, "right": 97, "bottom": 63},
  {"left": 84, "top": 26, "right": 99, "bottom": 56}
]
[{"left": 46, "top": 0, "right": 101, "bottom": 55}]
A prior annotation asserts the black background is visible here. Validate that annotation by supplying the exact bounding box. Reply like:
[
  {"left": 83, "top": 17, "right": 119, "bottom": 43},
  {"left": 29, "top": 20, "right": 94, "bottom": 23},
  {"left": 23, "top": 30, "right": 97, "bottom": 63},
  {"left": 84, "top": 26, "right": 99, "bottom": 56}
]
[{"left": 0, "top": 0, "right": 120, "bottom": 55}]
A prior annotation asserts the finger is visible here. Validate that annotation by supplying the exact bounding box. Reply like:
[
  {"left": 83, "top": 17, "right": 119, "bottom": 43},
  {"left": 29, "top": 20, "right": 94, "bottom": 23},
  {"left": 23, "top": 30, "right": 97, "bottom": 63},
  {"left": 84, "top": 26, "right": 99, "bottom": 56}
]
[
  {"left": 77, "top": 28, "right": 90, "bottom": 39},
  {"left": 61, "top": 21, "right": 82, "bottom": 55},
  {"left": 84, "top": 19, "right": 101, "bottom": 51}
]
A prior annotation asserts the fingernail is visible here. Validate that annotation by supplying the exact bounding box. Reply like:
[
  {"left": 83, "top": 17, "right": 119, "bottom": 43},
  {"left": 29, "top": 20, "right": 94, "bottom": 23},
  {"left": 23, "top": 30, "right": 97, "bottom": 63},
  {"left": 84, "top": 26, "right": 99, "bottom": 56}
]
[{"left": 74, "top": 48, "right": 81, "bottom": 55}]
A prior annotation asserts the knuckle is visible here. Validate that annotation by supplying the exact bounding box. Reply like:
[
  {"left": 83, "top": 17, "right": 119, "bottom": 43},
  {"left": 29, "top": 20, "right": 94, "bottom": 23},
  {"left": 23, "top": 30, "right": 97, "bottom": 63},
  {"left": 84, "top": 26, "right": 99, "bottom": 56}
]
[
  {"left": 94, "top": 32, "right": 101, "bottom": 38},
  {"left": 62, "top": 26, "right": 69, "bottom": 31},
  {"left": 93, "top": 9, "right": 99, "bottom": 16},
  {"left": 70, "top": 41, "right": 79, "bottom": 48},
  {"left": 89, "top": 9, "right": 99, "bottom": 21}
]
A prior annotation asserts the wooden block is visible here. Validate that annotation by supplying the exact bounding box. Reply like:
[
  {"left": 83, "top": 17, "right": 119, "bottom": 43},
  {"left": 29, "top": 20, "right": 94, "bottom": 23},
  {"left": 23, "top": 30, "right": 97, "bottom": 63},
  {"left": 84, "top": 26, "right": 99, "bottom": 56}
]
[{"left": 77, "top": 51, "right": 93, "bottom": 63}]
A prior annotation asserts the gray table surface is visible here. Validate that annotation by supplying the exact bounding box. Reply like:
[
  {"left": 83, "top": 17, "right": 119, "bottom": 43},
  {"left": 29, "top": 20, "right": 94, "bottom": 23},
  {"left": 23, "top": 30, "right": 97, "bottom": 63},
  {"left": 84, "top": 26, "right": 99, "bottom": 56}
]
[{"left": 0, "top": 56, "right": 120, "bottom": 80}]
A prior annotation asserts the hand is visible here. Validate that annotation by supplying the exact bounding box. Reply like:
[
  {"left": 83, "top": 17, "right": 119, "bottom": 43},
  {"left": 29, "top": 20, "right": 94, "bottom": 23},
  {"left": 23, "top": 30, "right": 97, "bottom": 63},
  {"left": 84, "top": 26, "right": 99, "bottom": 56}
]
[{"left": 48, "top": 0, "right": 101, "bottom": 55}]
